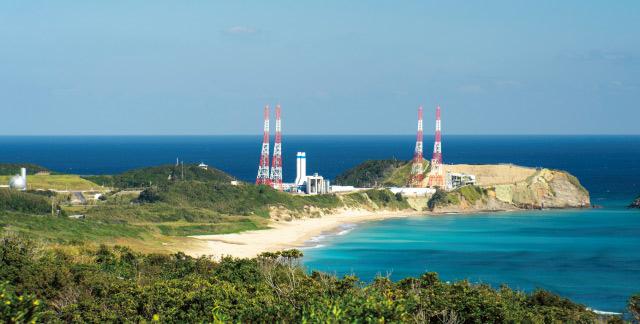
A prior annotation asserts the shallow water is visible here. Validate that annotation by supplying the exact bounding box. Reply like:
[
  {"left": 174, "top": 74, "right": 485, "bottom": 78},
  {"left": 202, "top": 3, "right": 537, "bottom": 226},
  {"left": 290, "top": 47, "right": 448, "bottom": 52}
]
[{"left": 303, "top": 207, "right": 640, "bottom": 313}]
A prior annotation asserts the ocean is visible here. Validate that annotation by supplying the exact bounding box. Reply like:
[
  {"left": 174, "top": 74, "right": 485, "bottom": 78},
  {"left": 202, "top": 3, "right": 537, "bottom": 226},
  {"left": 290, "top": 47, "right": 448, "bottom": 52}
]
[{"left": 1, "top": 135, "right": 639, "bottom": 312}]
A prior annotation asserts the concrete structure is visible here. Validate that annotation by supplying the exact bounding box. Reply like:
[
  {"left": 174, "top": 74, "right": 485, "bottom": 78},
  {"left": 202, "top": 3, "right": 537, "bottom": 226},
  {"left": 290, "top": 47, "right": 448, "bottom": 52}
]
[
  {"left": 330, "top": 185, "right": 357, "bottom": 193},
  {"left": 198, "top": 162, "right": 208, "bottom": 170},
  {"left": 295, "top": 152, "right": 307, "bottom": 186},
  {"left": 446, "top": 172, "right": 476, "bottom": 190},
  {"left": 389, "top": 187, "right": 436, "bottom": 197},
  {"left": 9, "top": 168, "right": 27, "bottom": 191},
  {"left": 305, "top": 173, "right": 330, "bottom": 195}
]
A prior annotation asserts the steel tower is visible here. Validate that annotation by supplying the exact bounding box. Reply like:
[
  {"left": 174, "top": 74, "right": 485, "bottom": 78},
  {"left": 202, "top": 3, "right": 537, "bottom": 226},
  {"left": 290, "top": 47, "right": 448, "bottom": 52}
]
[
  {"left": 270, "top": 105, "right": 283, "bottom": 190},
  {"left": 409, "top": 106, "right": 425, "bottom": 186},
  {"left": 427, "top": 105, "right": 445, "bottom": 187},
  {"left": 256, "top": 105, "right": 271, "bottom": 185}
]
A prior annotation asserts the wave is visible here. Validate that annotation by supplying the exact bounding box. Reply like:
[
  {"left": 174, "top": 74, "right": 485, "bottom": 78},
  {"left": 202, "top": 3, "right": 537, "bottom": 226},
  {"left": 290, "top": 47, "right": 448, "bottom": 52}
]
[{"left": 586, "top": 308, "right": 622, "bottom": 316}]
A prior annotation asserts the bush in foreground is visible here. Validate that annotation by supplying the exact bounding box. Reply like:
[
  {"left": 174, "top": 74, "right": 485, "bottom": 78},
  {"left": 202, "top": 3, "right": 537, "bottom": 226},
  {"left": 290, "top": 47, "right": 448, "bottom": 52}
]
[{"left": 0, "top": 235, "right": 626, "bottom": 322}]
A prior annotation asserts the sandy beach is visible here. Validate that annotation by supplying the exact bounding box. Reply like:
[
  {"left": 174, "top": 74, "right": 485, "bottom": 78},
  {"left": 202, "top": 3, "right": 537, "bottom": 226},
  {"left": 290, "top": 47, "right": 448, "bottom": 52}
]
[{"left": 188, "top": 209, "right": 426, "bottom": 259}]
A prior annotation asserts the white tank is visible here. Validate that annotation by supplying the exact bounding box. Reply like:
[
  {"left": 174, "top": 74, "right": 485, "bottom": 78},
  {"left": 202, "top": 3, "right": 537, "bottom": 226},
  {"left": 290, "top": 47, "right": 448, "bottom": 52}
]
[{"left": 8, "top": 168, "right": 27, "bottom": 190}]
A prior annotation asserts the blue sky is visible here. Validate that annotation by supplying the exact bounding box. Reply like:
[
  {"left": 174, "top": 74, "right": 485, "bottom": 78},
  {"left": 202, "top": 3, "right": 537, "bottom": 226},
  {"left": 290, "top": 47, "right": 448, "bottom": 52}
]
[{"left": 1, "top": 1, "right": 638, "bottom": 135}]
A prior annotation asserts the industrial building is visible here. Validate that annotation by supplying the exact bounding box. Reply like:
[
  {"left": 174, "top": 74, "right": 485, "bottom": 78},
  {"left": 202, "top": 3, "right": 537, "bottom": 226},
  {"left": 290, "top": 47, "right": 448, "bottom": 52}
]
[
  {"left": 293, "top": 151, "right": 329, "bottom": 194},
  {"left": 446, "top": 172, "right": 477, "bottom": 190}
]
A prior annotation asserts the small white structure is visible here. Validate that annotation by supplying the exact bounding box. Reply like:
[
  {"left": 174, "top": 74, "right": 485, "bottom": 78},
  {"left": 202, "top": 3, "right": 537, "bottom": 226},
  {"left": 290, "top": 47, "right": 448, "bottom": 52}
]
[
  {"left": 198, "top": 162, "right": 208, "bottom": 170},
  {"left": 389, "top": 187, "right": 436, "bottom": 197},
  {"left": 446, "top": 172, "right": 476, "bottom": 190},
  {"left": 305, "top": 173, "right": 330, "bottom": 195},
  {"left": 9, "top": 168, "right": 27, "bottom": 191},
  {"left": 295, "top": 152, "right": 307, "bottom": 186},
  {"left": 330, "top": 185, "right": 357, "bottom": 193}
]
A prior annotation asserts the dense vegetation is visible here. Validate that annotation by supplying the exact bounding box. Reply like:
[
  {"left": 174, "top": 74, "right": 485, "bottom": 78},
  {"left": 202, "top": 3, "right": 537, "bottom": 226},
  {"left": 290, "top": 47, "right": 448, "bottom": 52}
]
[
  {"left": 82, "top": 164, "right": 235, "bottom": 188},
  {"left": 0, "top": 189, "right": 51, "bottom": 214},
  {"left": 0, "top": 163, "right": 51, "bottom": 176},
  {"left": 139, "top": 181, "right": 343, "bottom": 218},
  {"left": 427, "top": 186, "right": 488, "bottom": 210},
  {"left": 2, "top": 235, "right": 633, "bottom": 323},
  {"left": 335, "top": 159, "right": 413, "bottom": 187}
]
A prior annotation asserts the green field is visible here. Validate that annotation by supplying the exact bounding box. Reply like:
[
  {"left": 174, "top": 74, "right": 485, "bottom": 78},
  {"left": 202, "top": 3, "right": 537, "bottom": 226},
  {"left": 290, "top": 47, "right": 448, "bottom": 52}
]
[{"left": 0, "top": 174, "right": 103, "bottom": 191}]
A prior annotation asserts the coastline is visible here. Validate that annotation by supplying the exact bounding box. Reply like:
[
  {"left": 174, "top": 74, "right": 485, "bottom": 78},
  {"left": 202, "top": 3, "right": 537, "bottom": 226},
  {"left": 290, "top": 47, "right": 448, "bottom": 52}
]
[
  {"left": 185, "top": 205, "right": 592, "bottom": 259},
  {"left": 187, "top": 208, "right": 426, "bottom": 259}
]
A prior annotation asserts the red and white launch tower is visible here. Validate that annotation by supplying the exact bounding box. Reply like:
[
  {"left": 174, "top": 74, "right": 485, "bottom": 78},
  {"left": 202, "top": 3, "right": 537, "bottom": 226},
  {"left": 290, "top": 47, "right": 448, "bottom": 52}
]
[
  {"left": 256, "top": 105, "right": 271, "bottom": 185},
  {"left": 270, "top": 105, "right": 283, "bottom": 190},
  {"left": 409, "top": 106, "right": 425, "bottom": 186},
  {"left": 427, "top": 105, "right": 445, "bottom": 187}
]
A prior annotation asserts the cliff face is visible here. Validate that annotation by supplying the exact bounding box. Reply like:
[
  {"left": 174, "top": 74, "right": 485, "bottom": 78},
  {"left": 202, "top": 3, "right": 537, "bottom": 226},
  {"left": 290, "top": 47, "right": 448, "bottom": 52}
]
[
  {"left": 334, "top": 160, "right": 591, "bottom": 212},
  {"left": 432, "top": 168, "right": 590, "bottom": 212}
]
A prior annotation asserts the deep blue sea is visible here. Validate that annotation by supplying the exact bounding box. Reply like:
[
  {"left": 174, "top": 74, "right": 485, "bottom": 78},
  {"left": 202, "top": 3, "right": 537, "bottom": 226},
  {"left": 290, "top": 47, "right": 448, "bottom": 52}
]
[{"left": 1, "top": 135, "right": 639, "bottom": 312}]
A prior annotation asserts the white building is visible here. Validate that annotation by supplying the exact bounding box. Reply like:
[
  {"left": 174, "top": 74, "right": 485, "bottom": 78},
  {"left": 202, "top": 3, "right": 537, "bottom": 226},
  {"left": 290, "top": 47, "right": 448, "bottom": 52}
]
[
  {"left": 295, "top": 152, "right": 307, "bottom": 186},
  {"left": 305, "top": 173, "right": 330, "bottom": 195},
  {"left": 291, "top": 152, "right": 331, "bottom": 194},
  {"left": 446, "top": 172, "right": 476, "bottom": 190}
]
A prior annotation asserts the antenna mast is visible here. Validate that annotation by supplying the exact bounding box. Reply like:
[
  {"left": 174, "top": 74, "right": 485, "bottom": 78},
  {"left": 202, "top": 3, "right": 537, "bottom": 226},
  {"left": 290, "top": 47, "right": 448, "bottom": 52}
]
[
  {"left": 256, "top": 105, "right": 272, "bottom": 185},
  {"left": 270, "top": 104, "right": 283, "bottom": 190},
  {"left": 427, "top": 105, "right": 445, "bottom": 187},
  {"left": 409, "top": 106, "right": 425, "bottom": 186}
]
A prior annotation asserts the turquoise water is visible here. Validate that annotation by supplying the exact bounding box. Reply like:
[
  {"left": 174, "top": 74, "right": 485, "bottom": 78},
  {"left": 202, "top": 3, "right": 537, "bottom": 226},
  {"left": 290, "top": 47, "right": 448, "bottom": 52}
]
[
  {"left": 1, "top": 135, "right": 639, "bottom": 312},
  {"left": 303, "top": 206, "right": 640, "bottom": 313}
]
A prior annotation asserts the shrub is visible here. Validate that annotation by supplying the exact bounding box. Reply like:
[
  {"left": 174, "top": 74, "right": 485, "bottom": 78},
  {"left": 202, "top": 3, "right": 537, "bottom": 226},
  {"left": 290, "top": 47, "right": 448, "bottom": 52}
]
[
  {"left": 0, "top": 189, "right": 51, "bottom": 214},
  {"left": 0, "top": 237, "right": 608, "bottom": 323}
]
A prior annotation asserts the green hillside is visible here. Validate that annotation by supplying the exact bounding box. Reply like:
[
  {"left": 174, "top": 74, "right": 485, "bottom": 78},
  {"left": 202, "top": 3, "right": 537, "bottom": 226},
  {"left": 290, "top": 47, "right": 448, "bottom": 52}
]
[
  {"left": 334, "top": 159, "right": 428, "bottom": 187},
  {"left": 82, "top": 164, "right": 235, "bottom": 188},
  {"left": 0, "top": 164, "right": 412, "bottom": 248},
  {"left": 0, "top": 189, "right": 52, "bottom": 214}
]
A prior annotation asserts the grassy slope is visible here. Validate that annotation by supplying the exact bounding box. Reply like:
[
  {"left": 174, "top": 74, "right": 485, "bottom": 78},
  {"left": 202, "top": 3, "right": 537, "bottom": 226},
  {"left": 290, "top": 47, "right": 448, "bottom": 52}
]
[
  {"left": 0, "top": 175, "right": 102, "bottom": 191},
  {"left": 334, "top": 159, "right": 429, "bottom": 187},
  {"left": 1, "top": 163, "right": 415, "bottom": 252},
  {"left": 82, "top": 164, "right": 235, "bottom": 188}
]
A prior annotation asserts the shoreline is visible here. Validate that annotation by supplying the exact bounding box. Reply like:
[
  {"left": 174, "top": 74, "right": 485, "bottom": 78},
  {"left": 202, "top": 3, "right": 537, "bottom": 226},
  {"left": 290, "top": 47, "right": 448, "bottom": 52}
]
[
  {"left": 185, "top": 206, "right": 592, "bottom": 259},
  {"left": 187, "top": 208, "right": 426, "bottom": 259}
]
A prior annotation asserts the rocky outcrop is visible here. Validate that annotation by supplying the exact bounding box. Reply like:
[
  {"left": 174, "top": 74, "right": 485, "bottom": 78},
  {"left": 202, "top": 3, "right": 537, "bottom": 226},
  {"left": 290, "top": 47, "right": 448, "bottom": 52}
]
[
  {"left": 631, "top": 196, "right": 640, "bottom": 209},
  {"left": 431, "top": 168, "right": 590, "bottom": 212}
]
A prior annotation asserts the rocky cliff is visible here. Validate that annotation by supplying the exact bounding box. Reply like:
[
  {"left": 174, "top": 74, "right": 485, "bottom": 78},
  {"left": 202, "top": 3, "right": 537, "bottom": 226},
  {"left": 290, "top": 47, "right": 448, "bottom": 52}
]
[
  {"left": 334, "top": 161, "right": 591, "bottom": 212},
  {"left": 430, "top": 167, "right": 590, "bottom": 212},
  {"left": 631, "top": 196, "right": 640, "bottom": 209}
]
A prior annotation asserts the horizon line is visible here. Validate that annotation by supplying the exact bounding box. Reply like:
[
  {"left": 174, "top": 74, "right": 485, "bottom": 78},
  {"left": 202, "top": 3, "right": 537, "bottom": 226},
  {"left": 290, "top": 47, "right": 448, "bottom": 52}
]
[{"left": 0, "top": 133, "right": 639, "bottom": 137}]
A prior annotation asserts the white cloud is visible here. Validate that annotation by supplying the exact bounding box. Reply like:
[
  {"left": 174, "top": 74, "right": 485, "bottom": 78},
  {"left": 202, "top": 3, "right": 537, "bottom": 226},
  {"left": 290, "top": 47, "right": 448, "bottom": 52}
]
[{"left": 224, "top": 26, "right": 258, "bottom": 35}]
